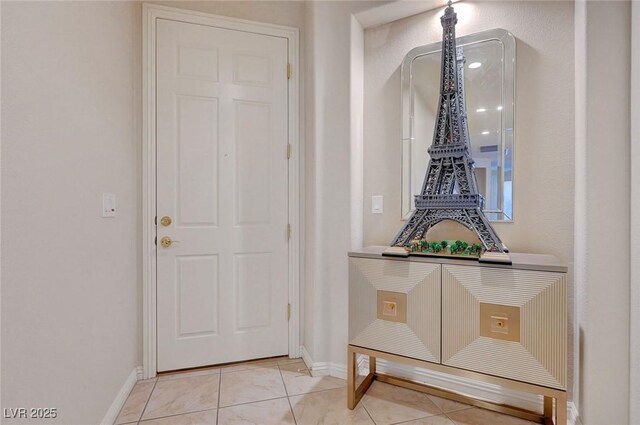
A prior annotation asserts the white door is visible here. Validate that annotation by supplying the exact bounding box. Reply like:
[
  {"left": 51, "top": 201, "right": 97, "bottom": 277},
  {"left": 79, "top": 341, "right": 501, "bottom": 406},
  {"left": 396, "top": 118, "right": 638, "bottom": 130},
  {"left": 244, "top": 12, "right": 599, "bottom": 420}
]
[{"left": 156, "top": 18, "right": 290, "bottom": 372}]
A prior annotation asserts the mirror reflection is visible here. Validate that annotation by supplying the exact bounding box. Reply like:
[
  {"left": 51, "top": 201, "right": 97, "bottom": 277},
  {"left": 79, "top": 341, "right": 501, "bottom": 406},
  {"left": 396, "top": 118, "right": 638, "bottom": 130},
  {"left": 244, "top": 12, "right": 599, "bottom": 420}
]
[{"left": 402, "top": 29, "right": 515, "bottom": 221}]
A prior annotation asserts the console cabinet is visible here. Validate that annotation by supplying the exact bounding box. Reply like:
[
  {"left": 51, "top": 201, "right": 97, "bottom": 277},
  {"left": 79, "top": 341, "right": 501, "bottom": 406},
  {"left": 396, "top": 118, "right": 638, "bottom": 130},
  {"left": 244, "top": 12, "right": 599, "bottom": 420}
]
[{"left": 348, "top": 247, "right": 568, "bottom": 425}]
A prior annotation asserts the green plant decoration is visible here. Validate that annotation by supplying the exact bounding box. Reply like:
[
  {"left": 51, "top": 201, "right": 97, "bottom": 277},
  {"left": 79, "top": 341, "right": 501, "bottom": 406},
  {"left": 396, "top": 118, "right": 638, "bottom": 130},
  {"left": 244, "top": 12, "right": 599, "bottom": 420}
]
[
  {"left": 410, "top": 239, "right": 481, "bottom": 258},
  {"left": 420, "top": 240, "right": 428, "bottom": 252}
]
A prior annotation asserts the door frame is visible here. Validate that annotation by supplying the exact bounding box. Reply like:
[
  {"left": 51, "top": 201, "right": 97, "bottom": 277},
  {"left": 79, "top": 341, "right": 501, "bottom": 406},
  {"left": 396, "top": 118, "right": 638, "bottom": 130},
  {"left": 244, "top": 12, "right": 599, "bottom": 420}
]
[{"left": 142, "top": 3, "right": 301, "bottom": 379}]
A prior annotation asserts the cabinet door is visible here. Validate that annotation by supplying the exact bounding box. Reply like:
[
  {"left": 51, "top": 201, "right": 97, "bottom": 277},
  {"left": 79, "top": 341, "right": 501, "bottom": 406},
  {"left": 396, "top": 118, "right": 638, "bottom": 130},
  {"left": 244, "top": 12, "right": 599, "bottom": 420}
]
[
  {"left": 349, "top": 258, "right": 441, "bottom": 363},
  {"left": 442, "top": 265, "right": 567, "bottom": 389}
]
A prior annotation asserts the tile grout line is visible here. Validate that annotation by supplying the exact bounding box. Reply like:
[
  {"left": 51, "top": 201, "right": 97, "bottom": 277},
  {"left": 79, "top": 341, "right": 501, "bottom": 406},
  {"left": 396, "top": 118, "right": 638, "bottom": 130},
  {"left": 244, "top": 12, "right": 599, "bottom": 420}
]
[
  {"left": 277, "top": 361, "right": 298, "bottom": 425},
  {"left": 136, "top": 373, "right": 222, "bottom": 423},
  {"left": 220, "top": 395, "right": 291, "bottom": 410},
  {"left": 218, "top": 360, "right": 290, "bottom": 374},
  {"left": 444, "top": 411, "right": 459, "bottom": 425},
  {"left": 220, "top": 366, "right": 277, "bottom": 374},
  {"left": 113, "top": 383, "right": 139, "bottom": 425},
  {"left": 135, "top": 378, "right": 159, "bottom": 424},
  {"left": 137, "top": 407, "right": 218, "bottom": 423},
  {"left": 131, "top": 397, "right": 465, "bottom": 425},
  {"left": 216, "top": 363, "right": 290, "bottom": 409},
  {"left": 130, "top": 359, "right": 294, "bottom": 423},
  {"left": 216, "top": 369, "right": 222, "bottom": 425},
  {"left": 364, "top": 382, "right": 448, "bottom": 425},
  {"left": 134, "top": 359, "right": 334, "bottom": 424},
  {"left": 387, "top": 412, "right": 452, "bottom": 425},
  {"left": 156, "top": 369, "right": 220, "bottom": 381},
  {"left": 361, "top": 401, "right": 378, "bottom": 425},
  {"left": 132, "top": 363, "right": 486, "bottom": 425},
  {"left": 287, "top": 385, "right": 347, "bottom": 397}
]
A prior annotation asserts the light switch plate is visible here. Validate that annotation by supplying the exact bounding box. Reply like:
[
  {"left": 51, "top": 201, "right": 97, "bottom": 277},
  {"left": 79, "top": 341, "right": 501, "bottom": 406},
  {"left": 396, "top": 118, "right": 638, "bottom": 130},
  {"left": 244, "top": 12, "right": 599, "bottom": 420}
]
[
  {"left": 372, "top": 195, "right": 383, "bottom": 214},
  {"left": 103, "top": 193, "right": 116, "bottom": 218}
]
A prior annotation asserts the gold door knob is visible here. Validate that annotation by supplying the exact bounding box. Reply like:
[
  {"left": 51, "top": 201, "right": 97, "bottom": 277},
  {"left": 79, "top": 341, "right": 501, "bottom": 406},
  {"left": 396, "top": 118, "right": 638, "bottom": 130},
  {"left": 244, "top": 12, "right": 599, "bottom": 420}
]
[
  {"left": 160, "top": 236, "right": 180, "bottom": 248},
  {"left": 160, "top": 216, "right": 172, "bottom": 227}
]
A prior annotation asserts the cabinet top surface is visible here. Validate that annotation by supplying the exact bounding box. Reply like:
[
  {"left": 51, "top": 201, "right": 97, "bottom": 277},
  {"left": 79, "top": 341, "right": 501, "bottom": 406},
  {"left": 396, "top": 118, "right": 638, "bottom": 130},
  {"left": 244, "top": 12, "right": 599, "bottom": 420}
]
[{"left": 348, "top": 246, "right": 568, "bottom": 273}]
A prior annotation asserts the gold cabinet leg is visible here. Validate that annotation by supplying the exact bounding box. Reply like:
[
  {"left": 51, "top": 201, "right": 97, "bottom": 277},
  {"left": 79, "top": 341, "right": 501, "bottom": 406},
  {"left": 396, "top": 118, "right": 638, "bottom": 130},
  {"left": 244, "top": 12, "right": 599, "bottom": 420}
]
[
  {"left": 544, "top": 396, "right": 553, "bottom": 419},
  {"left": 348, "top": 345, "right": 375, "bottom": 410},
  {"left": 347, "top": 347, "right": 356, "bottom": 409},
  {"left": 369, "top": 356, "right": 376, "bottom": 374},
  {"left": 555, "top": 393, "right": 567, "bottom": 425}
]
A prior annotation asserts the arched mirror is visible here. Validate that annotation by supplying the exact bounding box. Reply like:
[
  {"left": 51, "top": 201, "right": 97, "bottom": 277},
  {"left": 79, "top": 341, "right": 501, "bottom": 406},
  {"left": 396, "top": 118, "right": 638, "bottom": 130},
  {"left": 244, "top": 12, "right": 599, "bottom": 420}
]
[{"left": 401, "top": 28, "right": 515, "bottom": 221}]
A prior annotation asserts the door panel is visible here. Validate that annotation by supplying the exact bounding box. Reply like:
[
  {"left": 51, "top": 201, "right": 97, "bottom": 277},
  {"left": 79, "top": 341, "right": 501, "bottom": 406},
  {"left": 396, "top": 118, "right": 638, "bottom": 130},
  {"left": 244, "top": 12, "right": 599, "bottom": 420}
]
[
  {"left": 235, "top": 101, "right": 272, "bottom": 225},
  {"left": 176, "top": 255, "right": 219, "bottom": 337},
  {"left": 176, "top": 95, "right": 219, "bottom": 226},
  {"left": 156, "top": 18, "right": 289, "bottom": 372},
  {"left": 234, "top": 253, "right": 272, "bottom": 330}
]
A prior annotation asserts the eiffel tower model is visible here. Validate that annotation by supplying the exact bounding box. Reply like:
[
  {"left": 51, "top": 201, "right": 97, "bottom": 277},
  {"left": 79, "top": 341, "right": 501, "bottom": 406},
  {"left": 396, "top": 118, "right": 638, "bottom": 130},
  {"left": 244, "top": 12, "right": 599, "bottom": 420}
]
[{"left": 391, "top": 2, "right": 508, "bottom": 255}]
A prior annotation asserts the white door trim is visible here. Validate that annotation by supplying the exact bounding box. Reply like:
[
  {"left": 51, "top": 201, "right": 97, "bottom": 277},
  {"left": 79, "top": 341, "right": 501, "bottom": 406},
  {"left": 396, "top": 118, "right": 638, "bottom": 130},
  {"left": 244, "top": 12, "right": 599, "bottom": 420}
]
[{"left": 142, "top": 3, "right": 301, "bottom": 379}]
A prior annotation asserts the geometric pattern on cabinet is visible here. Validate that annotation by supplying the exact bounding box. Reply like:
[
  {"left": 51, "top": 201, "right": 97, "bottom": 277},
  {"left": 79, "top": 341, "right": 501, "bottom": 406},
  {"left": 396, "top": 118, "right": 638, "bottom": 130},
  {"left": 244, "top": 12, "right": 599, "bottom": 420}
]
[
  {"left": 349, "top": 258, "right": 441, "bottom": 363},
  {"left": 442, "top": 265, "right": 567, "bottom": 389}
]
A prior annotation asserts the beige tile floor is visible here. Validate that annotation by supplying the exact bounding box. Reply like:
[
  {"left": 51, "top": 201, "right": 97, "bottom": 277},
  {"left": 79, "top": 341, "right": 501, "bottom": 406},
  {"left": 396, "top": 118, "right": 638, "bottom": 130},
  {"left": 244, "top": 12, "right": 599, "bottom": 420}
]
[{"left": 114, "top": 357, "right": 538, "bottom": 425}]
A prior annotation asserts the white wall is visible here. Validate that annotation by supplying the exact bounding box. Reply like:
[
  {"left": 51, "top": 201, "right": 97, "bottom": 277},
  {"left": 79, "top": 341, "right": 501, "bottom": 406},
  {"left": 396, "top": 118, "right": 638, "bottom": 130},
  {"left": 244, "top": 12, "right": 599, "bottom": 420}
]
[
  {"left": 574, "top": 1, "right": 631, "bottom": 424},
  {"left": 2, "top": 1, "right": 635, "bottom": 423},
  {"left": 362, "top": 0, "right": 576, "bottom": 395},
  {"left": 1, "top": 1, "right": 305, "bottom": 423},
  {"left": 301, "top": 0, "right": 376, "bottom": 368},
  {"left": 631, "top": 2, "right": 640, "bottom": 422},
  {"left": 303, "top": 0, "right": 357, "bottom": 366},
  {"left": 351, "top": 15, "right": 364, "bottom": 252},
  {"left": 363, "top": 0, "right": 575, "bottom": 272},
  {"left": 1, "top": 2, "right": 141, "bottom": 423}
]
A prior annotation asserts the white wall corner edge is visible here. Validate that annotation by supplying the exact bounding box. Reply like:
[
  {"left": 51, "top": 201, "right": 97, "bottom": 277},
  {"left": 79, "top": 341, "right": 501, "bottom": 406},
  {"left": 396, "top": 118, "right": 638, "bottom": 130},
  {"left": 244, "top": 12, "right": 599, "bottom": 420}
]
[
  {"left": 100, "top": 366, "right": 141, "bottom": 425},
  {"left": 569, "top": 403, "right": 582, "bottom": 425},
  {"left": 301, "top": 346, "right": 328, "bottom": 377},
  {"left": 299, "top": 346, "right": 342, "bottom": 378}
]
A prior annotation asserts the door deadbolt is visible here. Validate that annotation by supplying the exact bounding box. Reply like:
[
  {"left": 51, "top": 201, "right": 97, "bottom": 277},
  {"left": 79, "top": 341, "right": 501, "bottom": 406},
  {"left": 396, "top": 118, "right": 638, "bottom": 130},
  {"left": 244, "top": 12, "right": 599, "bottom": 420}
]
[{"left": 160, "top": 216, "right": 172, "bottom": 227}]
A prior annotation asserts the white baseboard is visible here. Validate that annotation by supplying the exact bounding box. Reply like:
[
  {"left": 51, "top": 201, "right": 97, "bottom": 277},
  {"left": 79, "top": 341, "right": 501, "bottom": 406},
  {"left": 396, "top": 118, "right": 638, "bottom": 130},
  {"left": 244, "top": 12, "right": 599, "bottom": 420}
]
[
  {"left": 359, "top": 357, "right": 542, "bottom": 411},
  {"left": 329, "top": 362, "right": 347, "bottom": 379},
  {"left": 360, "top": 357, "right": 582, "bottom": 424},
  {"left": 101, "top": 367, "right": 140, "bottom": 425},
  {"left": 301, "top": 346, "right": 329, "bottom": 376},
  {"left": 300, "top": 346, "right": 580, "bottom": 424},
  {"left": 363, "top": 358, "right": 583, "bottom": 425},
  {"left": 299, "top": 346, "right": 347, "bottom": 379}
]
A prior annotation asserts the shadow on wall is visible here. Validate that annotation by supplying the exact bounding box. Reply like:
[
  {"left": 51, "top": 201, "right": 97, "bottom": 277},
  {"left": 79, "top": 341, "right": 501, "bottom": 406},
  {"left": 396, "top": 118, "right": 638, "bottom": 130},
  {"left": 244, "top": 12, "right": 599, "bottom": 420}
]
[{"left": 424, "top": 220, "right": 482, "bottom": 246}]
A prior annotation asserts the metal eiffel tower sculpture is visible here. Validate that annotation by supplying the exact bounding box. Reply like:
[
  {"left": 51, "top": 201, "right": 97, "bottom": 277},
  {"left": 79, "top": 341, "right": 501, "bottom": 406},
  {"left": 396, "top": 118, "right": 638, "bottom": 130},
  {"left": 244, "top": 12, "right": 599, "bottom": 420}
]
[{"left": 391, "top": 2, "right": 507, "bottom": 254}]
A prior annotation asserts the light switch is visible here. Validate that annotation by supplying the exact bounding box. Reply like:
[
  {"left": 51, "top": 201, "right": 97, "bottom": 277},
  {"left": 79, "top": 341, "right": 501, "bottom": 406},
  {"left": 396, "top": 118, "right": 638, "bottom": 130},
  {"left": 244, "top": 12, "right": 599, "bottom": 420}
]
[
  {"left": 103, "top": 193, "right": 116, "bottom": 218},
  {"left": 372, "top": 195, "right": 383, "bottom": 214}
]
